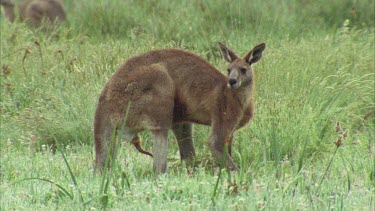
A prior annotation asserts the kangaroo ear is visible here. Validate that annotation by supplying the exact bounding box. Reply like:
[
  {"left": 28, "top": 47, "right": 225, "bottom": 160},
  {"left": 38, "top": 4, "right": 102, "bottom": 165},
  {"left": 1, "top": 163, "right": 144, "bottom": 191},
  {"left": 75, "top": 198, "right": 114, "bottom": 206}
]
[
  {"left": 218, "top": 42, "right": 238, "bottom": 63},
  {"left": 244, "top": 43, "right": 266, "bottom": 65}
]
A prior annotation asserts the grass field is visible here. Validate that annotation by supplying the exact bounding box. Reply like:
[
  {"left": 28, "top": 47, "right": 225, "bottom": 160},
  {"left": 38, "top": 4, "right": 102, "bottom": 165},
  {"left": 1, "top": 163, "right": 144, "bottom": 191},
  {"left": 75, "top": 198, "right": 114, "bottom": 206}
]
[{"left": 1, "top": 0, "right": 374, "bottom": 210}]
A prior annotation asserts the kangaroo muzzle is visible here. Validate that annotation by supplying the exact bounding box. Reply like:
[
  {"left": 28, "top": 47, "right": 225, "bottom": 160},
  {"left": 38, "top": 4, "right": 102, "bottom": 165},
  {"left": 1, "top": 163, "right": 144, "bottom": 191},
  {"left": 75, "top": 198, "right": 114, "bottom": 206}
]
[{"left": 227, "top": 69, "right": 241, "bottom": 89}]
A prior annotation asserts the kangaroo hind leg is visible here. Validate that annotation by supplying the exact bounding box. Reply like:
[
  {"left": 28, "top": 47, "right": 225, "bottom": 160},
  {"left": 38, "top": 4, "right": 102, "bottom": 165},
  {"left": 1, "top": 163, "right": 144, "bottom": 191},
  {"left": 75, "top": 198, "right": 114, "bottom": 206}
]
[
  {"left": 94, "top": 120, "right": 117, "bottom": 174},
  {"left": 152, "top": 129, "right": 169, "bottom": 174},
  {"left": 172, "top": 123, "right": 195, "bottom": 164}
]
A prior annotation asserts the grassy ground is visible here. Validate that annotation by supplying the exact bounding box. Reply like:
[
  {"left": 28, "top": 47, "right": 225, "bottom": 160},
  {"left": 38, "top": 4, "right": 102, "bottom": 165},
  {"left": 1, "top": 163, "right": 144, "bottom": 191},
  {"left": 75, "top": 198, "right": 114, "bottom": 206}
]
[{"left": 1, "top": 0, "right": 374, "bottom": 210}]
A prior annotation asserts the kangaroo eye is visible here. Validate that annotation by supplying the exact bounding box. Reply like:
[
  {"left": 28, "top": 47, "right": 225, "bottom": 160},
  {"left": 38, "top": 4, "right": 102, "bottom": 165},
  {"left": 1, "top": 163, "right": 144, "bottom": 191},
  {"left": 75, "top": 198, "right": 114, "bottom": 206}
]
[
  {"left": 240, "top": 68, "right": 247, "bottom": 74},
  {"left": 227, "top": 69, "right": 231, "bottom": 74}
]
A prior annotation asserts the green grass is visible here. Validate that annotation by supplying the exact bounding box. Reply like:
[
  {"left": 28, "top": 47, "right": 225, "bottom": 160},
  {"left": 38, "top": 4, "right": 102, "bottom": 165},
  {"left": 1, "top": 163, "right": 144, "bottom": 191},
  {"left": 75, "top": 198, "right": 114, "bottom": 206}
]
[{"left": 1, "top": 0, "right": 374, "bottom": 210}]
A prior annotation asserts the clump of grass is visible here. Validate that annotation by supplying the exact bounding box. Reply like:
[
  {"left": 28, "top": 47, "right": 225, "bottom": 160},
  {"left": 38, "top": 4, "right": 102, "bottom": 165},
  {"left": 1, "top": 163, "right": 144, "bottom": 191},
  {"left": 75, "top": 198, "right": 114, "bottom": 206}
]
[{"left": 315, "top": 122, "right": 349, "bottom": 195}]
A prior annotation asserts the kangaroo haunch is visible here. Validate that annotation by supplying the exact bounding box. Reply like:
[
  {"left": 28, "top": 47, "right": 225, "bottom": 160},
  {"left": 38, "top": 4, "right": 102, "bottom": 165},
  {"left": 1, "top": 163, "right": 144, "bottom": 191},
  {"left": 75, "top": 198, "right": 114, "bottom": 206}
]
[{"left": 94, "top": 42, "right": 266, "bottom": 174}]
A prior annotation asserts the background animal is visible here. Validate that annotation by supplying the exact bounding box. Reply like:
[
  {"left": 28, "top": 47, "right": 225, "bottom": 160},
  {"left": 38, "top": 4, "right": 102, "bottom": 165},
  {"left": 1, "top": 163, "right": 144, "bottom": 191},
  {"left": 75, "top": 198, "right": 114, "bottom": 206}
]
[
  {"left": 94, "top": 42, "right": 265, "bottom": 174},
  {"left": 0, "top": 0, "right": 66, "bottom": 28}
]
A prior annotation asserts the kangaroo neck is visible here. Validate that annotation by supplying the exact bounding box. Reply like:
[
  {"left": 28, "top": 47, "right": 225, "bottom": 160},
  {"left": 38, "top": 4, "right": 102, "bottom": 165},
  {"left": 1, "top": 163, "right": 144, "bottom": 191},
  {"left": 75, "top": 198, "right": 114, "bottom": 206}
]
[{"left": 224, "top": 83, "right": 253, "bottom": 109}]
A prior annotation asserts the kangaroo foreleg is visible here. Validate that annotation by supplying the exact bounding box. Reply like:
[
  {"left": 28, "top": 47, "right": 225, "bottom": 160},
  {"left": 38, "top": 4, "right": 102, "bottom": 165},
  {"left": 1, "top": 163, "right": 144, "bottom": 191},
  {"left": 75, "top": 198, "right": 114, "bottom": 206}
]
[
  {"left": 208, "top": 128, "right": 238, "bottom": 171},
  {"left": 227, "top": 134, "right": 233, "bottom": 157}
]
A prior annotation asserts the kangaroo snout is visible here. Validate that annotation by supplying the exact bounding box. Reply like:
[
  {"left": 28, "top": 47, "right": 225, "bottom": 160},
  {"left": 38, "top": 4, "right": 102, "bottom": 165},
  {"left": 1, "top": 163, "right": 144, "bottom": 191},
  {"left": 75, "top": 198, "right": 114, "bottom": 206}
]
[
  {"left": 228, "top": 78, "right": 240, "bottom": 89},
  {"left": 227, "top": 69, "right": 241, "bottom": 89}
]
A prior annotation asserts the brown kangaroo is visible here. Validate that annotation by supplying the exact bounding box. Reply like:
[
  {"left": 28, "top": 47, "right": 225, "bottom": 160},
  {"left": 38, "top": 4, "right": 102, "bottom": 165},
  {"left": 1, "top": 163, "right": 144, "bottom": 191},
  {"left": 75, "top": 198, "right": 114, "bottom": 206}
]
[
  {"left": 0, "top": 0, "right": 66, "bottom": 28},
  {"left": 94, "top": 42, "right": 266, "bottom": 174}
]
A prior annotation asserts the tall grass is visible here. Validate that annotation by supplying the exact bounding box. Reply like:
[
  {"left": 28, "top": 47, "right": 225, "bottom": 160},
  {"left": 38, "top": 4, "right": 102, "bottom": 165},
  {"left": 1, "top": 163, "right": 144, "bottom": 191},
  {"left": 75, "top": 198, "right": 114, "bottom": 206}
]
[
  {"left": 0, "top": 0, "right": 374, "bottom": 210},
  {"left": 65, "top": 0, "right": 374, "bottom": 47}
]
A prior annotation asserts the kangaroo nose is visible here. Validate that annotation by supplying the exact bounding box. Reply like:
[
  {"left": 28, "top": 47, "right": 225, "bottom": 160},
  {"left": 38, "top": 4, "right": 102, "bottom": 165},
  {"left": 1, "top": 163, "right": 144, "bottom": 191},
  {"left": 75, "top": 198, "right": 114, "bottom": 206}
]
[{"left": 229, "top": 79, "right": 237, "bottom": 86}]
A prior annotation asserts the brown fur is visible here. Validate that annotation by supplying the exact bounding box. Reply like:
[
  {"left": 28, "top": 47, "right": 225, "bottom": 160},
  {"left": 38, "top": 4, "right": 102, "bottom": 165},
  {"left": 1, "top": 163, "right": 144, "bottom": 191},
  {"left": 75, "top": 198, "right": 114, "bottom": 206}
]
[
  {"left": 94, "top": 42, "right": 266, "bottom": 174},
  {"left": 0, "top": 0, "right": 66, "bottom": 28}
]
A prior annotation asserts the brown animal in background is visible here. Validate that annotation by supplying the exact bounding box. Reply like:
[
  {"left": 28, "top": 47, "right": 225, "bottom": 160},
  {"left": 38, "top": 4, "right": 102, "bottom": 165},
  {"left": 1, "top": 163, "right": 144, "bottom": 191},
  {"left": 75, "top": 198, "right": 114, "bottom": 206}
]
[
  {"left": 94, "top": 42, "right": 266, "bottom": 174},
  {"left": 0, "top": 0, "right": 66, "bottom": 28}
]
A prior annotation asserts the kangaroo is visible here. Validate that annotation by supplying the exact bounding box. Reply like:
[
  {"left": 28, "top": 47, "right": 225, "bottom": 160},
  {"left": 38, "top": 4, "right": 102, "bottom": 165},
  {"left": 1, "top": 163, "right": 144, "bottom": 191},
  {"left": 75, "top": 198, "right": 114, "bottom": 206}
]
[
  {"left": 94, "top": 42, "right": 266, "bottom": 174},
  {"left": 0, "top": 0, "right": 66, "bottom": 28}
]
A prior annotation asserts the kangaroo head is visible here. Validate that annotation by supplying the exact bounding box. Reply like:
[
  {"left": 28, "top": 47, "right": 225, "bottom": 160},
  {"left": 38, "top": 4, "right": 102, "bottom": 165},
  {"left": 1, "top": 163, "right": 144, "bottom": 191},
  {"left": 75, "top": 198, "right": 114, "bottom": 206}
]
[{"left": 218, "top": 42, "right": 266, "bottom": 89}]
